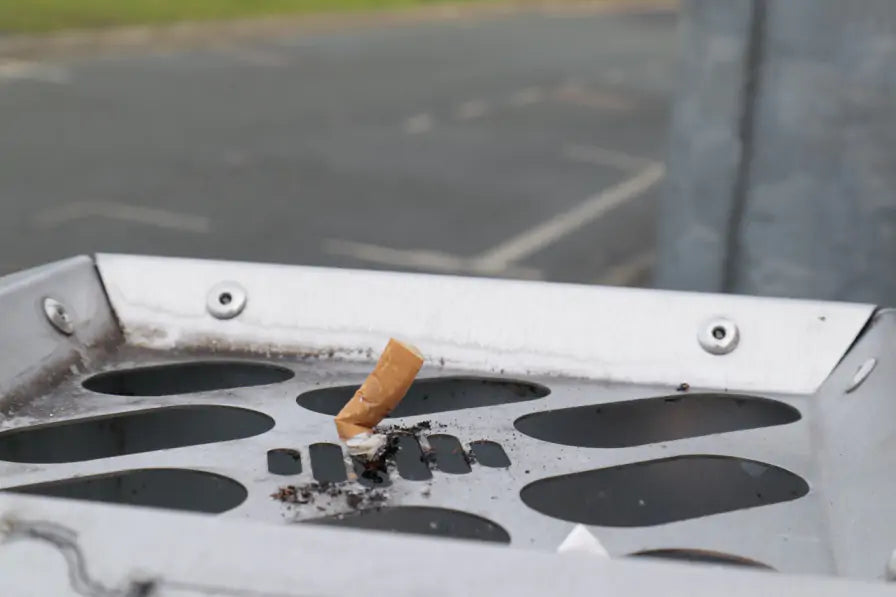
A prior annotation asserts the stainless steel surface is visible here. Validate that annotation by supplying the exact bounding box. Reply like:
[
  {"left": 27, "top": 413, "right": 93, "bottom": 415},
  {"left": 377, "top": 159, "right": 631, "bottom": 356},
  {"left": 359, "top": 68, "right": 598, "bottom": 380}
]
[
  {"left": 809, "top": 310, "right": 896, "bottom": 578},
  {"left": 0, "top": 256, "right": 121, "bottom": 413},
  {"left": 1, "top": 254, "right": 894, "bottom": 593},
  {"left": 657, "top": 0, "right": 896, "bottom": 304},
  {"left": 95, "top": 254, "right": 874, "bottom": 394},
  {"left": 206, "top": 281, "right": 247, "bottom": 321},
  {"left": 41, "top": 298, "right": 75, "bottom": 336},
  {"left": 3, "top": 493, "right": 893, "bottom": 597},
  {"left": 698, "top": 317, "right": 740, "bottom": 355}
]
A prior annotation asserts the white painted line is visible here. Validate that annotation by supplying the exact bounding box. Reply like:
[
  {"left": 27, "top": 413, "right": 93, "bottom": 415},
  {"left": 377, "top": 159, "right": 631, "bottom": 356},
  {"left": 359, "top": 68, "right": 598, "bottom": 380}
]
[
  {"left": 0, "top": 60, "right": 70, "bottom": 84},
  {"left": 402, "top": 113, "right": 434, "bottom": 134},
  {"left": 324, "top": 239, "right": 468, "bottom": 272},
  {"left": 454, "top": 100, "right": 489, "bottom": 121},
  {"left": 508, "top": 87, "right": 545, "bottom": 107},
  {"left": 552, "top": 85, "right": 631, "bottom": 111},
  {"left": 33, "top": 201, "right": 211, "bottom": 234},
  {"left": 323, "top": 239, "right": 543, "bottom": 280},
  {"left": 557, "top": 78, "right": 586, "bottom": 94},
  {"left": 325, "top": 162, "right": 663, "bottom": 278},
  {"left": 563, "top": 144, "right": 655, "bottom": 172},
  {"left": 471, "top": 163, "right": 666, "bottom": 274},
  {"left": 597, "top": 250, "right": 657, "bottom": 287}
]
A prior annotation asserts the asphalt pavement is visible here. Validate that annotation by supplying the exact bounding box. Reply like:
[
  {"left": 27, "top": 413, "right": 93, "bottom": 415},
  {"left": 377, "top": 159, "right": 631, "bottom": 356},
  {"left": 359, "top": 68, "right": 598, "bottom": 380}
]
[{"left": 0, "top": 6, "right": 678, "bottom": 286}]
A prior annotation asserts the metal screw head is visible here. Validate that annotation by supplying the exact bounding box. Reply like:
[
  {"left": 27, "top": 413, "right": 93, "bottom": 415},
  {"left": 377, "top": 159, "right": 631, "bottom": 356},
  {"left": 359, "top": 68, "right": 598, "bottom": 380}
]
[
  {"left": 42, "top": 297, "right": 74, "bottom": 335},
  {"left": 207, "top": 282, "right": 247, "bottom": 320},
  {"left": 698, "top": 317, "right": 739, "bottom": 355}
]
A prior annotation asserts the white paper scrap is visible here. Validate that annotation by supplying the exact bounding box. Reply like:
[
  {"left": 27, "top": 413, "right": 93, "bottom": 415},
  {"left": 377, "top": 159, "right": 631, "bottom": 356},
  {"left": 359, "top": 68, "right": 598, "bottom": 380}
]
[{"left": 557, "top": 524, "right": 610, "bottom": 557}]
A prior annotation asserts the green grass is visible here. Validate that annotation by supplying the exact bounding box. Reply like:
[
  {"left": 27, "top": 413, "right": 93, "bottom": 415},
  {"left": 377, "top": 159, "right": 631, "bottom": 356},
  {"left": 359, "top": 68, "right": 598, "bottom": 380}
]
[{"left": 0, "top": 0, "right": 489, "bottom": 33}]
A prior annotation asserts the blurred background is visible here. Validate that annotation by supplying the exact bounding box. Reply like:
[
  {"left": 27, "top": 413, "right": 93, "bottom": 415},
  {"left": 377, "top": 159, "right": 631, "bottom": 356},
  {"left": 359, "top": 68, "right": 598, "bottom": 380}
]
[
  {"left": 2, "top": 0, "right": 895, "bottom": 302},
  {"left": 0, "top": 0, "right": 675, "bottom": 288}
]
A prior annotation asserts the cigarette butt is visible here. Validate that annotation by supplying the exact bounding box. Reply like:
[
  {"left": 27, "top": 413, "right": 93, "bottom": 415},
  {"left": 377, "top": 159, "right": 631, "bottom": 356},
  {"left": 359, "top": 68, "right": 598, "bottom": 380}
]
[{"left": 335, "top": 339, "right": 424, "bottom": 442}]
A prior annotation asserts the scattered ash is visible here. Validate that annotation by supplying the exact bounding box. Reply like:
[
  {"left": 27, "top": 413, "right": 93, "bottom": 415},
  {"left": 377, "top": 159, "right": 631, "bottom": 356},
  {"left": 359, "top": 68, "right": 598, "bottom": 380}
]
[
  {"left": 463, "top": 448, "right": 476, "bottom": 466},
  {"left": 420, "top": 448, "right": 438, "bottom": 469},
  {"left": 366, "top": 419, "right": 447, "bottom": 473},
  {"left": 352, "top": 439, "right": 398, "bottom": 484},
  {"left": 377, "top": 420, "right": 443, "bottom": 436},
  {"left": 273, "top": 481, "right": 389, "bottom": 513},
  {"left": 345, "top": 492, "right": 363, "bottom": 509},
  {"left": 271, "top": 481, "right": 344, "bottom": 505},
  {"left": 273, "top": 420, "right": 447, "bottom": 511},
  {"left": 344, "top": 488, "right": 389, "bottom": 510}
]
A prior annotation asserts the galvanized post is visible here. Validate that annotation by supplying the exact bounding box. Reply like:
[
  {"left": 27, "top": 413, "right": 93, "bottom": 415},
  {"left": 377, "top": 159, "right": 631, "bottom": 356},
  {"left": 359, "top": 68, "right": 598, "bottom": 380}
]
[{"left": 656, "top": 0, "right": 896, "bottom": 304}]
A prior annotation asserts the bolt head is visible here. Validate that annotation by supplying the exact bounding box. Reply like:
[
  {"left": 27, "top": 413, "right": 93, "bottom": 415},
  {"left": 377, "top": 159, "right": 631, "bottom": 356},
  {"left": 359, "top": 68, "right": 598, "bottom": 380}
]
[
  {"left": 698, "top": 317, "right": 739, "bottom": 355},
  {"left": 206, "top": 282, "right": 247, "bottom": 320},
  {"left": 42, "top": 297, "right": 74, "bottom": 335}
]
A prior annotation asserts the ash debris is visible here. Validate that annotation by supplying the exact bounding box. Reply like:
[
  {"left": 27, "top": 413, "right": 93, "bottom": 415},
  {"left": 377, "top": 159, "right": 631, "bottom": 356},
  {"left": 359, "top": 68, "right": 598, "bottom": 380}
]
[
  {"left": 273, "top": 419, "right": 457, "bottom": 513},
  {"left": 272, "top": 481, "right": 389, "bottom": 511},
  {"left": 377, "top": 420, "right": 443, "bottom": 435},
  {"left": 360, "top": 419, "right": 447, "bottom": 475},
  {"left": 272, "top": 481, "right": 342, "bottom": 505},
  {"left": 344, "top": 488, "right": 389, "bottom": 510}
]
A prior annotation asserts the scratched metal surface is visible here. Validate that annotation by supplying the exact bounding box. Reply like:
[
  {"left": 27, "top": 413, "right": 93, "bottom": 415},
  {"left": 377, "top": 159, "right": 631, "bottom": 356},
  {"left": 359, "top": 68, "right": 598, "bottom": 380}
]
[{"left": 0, "top": 255, "right": 893, "bottom": 586}]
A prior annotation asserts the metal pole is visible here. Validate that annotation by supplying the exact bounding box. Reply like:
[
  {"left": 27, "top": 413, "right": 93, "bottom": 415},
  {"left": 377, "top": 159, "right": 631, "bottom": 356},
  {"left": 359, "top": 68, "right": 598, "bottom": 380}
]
[{"left": 656, "top": 0, "right": 896, "bottom": 304}]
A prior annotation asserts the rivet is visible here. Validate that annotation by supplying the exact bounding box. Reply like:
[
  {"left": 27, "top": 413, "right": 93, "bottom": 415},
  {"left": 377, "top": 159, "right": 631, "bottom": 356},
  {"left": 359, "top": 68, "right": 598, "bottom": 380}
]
[
  {"left": 206, "top": 282, "right": 247, "bottom": 320},
  {"left": 42, "top": 297, "right": 74, "bottom": 335},
  {"left": 698, "top": 317, "right": 739, "bottom": 355}
]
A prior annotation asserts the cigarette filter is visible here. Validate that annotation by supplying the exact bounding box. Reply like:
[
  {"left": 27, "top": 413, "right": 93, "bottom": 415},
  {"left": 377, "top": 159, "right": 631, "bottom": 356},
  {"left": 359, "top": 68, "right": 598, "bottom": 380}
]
[{"left": 335, "top": 338, "right": 424, "bottom": 442}]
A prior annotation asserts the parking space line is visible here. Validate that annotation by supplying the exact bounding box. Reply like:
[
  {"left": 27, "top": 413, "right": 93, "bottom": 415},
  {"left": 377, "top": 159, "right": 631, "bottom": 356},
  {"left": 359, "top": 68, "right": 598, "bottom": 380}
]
[
  {"left": 0, "top": 60, "right": 70, "bottom": 84},
  {"left": 324, "top": 239, "right": 467, "bottom": 272},
  {"left": 471, "top": 162, "right": 665, "bottom": 274},
  {"left": 403, "top": 77, "right": 635, "bottom": 134},
  {"left": 596, "top": 250, "right": 656, "bottom": 287},
  {"left": 33, "top": 201, "right": 211, "bottom": 234},
  {"left": 402, "top": 113, "right": 435, "bottom": 134},
  {"left": 454, "top": 100, "right": 489, "bottom": 121},
  {"left": 323, "top": 239, "right": 543, "bottom": 280},
  {"left": 508, "top": 87, "right": 545, "bottom": 107},
  {"left": 551, "top": 85, "right": 632, "bottom": 111},
  {"left": 323, "top": 163, "right": 662, "bottom": 279},
  {"left": 563, "top": 144, "right": 655, "bottom": 172}
]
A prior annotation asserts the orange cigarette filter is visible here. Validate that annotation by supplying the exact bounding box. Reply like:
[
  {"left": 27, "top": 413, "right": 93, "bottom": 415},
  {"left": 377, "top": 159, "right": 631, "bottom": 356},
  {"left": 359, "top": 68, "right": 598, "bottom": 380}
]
[{"left": 335, "top": 339, "right": 424, "bottom": 440}]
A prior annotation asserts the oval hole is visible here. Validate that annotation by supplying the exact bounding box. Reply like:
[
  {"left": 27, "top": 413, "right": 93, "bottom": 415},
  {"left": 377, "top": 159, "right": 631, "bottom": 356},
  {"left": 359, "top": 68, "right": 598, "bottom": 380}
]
[
  {"left": 394, "top": 435, "right": 432, "bottom": 481},
  {"left": 470, "top": 441, "right": 511, "bottom": 468},
  {"left": 83, "top": 361, "right": 294, "bottom": 396},
  {"left": 305, "top": 506, "right": 510, "bottom": 544},
  {"left": 632, "top": 549, "right": 773, "bottom": 569},
  {"left": 309, "top": 443, "right": 348, "bottom": 484},
  {"left": 3, "top": 468, "right": 246, "bottom": 514},
  {"left": 352, "top": 456, "right": 391, "bottom": 488},
  {"left": 514, "top": 394, "right": 800, "bottom": 448},
  {"left": 427, "top": 434, "right": 471, "bottom": 474},
  {"left": 0, "top": 406, "right": 275, "bottom": 463},
  {"left": 268, "top": 449, "right": 302, "bottom": 476},
  {"left": 520, "top": 455, "right": 808, "bottom": 527},
  {"left": 297, "top": 376, "right": 549, "bottom": 418}
]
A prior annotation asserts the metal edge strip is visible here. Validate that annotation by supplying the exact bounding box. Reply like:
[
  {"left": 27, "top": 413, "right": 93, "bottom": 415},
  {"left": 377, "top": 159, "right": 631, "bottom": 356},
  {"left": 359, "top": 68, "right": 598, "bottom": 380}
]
[{"left": 95, "top": 253, "right": 875, "bottom": 394}]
